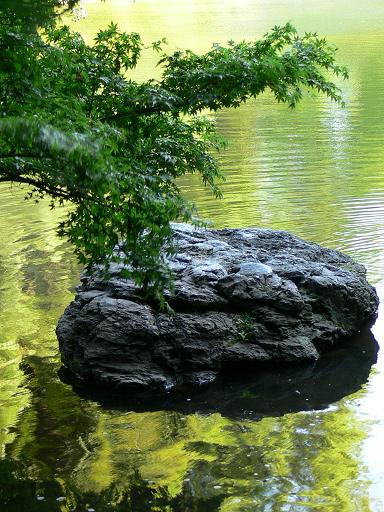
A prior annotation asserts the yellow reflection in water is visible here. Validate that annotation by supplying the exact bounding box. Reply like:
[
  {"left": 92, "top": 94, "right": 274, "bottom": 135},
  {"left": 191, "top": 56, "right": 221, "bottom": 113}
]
[
  {"left": 62, "top": 398, "right": 373, "bottom": 511},
  {"left": 1, "top": 1, "right": 384, "bottom": 510},
  {"left": 0, "top": 185, "right": 78, "bottom": 455}
]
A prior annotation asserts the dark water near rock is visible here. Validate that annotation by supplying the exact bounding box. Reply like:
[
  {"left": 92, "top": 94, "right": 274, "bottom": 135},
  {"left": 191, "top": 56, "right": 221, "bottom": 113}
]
[{"left": 1, "top": 1, "right": 384, "bottom": 510}]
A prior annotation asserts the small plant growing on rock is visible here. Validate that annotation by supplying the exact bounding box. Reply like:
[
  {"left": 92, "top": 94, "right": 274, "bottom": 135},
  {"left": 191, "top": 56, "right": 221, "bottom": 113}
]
[{"left": 236, "top": 313, "right": 257, "bottom": 342}]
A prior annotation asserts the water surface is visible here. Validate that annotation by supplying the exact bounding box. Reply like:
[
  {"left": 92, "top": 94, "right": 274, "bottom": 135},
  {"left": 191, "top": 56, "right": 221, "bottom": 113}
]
[{"left": 1, "top": 1, "right": 384, "bottom": 510}]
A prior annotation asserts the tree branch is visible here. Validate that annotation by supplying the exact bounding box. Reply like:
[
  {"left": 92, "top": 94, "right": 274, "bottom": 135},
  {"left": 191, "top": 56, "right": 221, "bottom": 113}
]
[
  {"left": 0, "top": 173, "right": 72, "bottom": 200},
  {"left": 0, "top": 171, "right": 108, "bottom": 207}
]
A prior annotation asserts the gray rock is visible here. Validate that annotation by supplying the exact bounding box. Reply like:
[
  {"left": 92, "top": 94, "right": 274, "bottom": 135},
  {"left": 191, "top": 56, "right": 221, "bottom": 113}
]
[{"left": 57, "top": 224, "right": 379, "bottom": 391}]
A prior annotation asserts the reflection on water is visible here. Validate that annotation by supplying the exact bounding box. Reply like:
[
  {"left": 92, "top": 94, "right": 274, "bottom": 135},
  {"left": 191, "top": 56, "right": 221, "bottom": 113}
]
[
  {"left": 61, "top": 330, "right": 379, "bottom": 421},
  {"left": 2, "top": 0, "right": 384, "bottom": 510}
]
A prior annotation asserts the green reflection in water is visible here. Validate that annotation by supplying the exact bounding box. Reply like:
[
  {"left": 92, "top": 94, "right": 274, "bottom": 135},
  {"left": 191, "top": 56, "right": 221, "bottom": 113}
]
[
  {"left": 70, "top": 405, "right": 372, "bottom": 511},
  {"left": 0, "top": 186, "right": 80, "bottom": 455},
  {"left": 0, "top": 398, "right": 374, "bottom": 511},
  {"left": 2, "top": 0, "right": 384, "bottom": 510}
]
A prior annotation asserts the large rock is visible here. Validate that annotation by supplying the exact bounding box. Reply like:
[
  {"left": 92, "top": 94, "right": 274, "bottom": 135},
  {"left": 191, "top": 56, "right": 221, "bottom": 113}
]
[{"left": 57, "top": 224, "right": 379, "bottom": 391}]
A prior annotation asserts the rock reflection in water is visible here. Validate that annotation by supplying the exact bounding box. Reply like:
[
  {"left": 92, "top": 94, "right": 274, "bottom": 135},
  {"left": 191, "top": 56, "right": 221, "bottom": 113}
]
[
  {"left": 60, "top": 328, "right": 379, "bottom": 420},
  {"left": 1, "top": 330, "right": 379, "bottom": 512}
]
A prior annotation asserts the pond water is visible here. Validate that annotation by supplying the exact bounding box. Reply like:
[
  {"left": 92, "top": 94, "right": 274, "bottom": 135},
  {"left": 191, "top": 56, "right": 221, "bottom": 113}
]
[{"left": 1, "top": 0, "right": 384, "bottom": 510}]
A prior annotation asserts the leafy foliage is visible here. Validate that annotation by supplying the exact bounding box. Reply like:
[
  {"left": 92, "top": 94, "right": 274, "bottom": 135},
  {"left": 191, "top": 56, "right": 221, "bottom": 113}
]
[
  {"left": 0, "top": 0, "right": 79, "bottom": 30},
  {"left": 0, "top": 1, "right": 348, "bottom": 304}
]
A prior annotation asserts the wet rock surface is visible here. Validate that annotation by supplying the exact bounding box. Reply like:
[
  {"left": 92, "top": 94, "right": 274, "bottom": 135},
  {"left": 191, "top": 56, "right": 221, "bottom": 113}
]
[{"left": 57, "top": 224, "right": 379, "bottom": 391}]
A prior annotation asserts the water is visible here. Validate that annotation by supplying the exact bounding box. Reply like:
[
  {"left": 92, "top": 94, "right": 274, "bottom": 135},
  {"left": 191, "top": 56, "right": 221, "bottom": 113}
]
[{"left": 1, "top": 0, "right": 384, "bottom": 510}]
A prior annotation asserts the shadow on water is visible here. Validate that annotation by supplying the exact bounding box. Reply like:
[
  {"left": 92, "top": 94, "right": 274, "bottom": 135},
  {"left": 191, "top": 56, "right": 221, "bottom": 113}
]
[
  {"left": 59, "top": 329, "right": 379, "bottom": 421},
  {"left": 0, "top": 460, "right": 223, "bottom": 512}
]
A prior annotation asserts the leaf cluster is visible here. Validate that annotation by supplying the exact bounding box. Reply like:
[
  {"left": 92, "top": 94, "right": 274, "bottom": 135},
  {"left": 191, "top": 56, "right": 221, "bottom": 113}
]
[
  {"left": 0, "top": 0, "right": 79, "bottom": 31},
  {"left": 0, "top": 2, "right": 348, "bottom": 305}
]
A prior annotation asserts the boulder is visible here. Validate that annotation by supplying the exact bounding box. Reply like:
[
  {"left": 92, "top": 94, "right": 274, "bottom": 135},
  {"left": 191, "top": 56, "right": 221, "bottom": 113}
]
[{"left": 57, "top": 224, "right": 379, "bottom": 391}]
